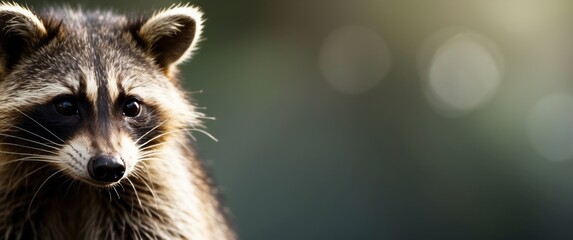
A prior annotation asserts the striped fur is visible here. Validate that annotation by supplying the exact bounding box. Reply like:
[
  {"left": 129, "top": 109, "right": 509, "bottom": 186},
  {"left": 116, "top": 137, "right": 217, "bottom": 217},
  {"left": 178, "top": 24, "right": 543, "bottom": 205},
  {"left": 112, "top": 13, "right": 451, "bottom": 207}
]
[{"left": 0, "top": 3, "right": 234, "bottom": 239}]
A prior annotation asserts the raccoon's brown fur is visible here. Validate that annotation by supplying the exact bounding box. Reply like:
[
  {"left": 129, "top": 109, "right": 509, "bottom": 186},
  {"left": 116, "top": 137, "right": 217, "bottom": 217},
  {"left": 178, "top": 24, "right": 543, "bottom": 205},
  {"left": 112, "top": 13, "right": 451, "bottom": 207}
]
[{"left": 0, "top": 3, "right": 234, "bottom": 239}]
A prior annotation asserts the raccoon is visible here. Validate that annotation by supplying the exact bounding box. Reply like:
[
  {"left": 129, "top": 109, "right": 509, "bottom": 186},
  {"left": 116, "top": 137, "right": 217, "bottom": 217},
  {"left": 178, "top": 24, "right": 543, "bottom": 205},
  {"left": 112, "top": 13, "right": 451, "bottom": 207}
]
[{"left": 0, "top": 2, "right": 235, "bottom": 239}]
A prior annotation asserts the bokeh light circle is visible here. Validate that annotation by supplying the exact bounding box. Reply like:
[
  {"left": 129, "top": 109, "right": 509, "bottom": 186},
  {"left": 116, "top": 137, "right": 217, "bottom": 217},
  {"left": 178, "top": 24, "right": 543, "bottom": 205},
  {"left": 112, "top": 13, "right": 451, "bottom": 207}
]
[
  {"left": 319, "top": 25, "right": 391, "bottom": 95},
  {"left": 419, "top": 30, "right": 504, "bottom": 117},
  {"left": 527, "top": 94, "right": 573, "bottom": 161}
]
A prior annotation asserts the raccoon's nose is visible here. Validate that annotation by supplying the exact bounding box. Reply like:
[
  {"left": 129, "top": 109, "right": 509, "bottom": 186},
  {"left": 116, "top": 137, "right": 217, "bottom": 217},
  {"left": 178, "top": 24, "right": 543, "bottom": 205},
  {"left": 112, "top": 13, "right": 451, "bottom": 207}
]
[{"left": 88, "top": 155, "right": 125, "bottom": 183}]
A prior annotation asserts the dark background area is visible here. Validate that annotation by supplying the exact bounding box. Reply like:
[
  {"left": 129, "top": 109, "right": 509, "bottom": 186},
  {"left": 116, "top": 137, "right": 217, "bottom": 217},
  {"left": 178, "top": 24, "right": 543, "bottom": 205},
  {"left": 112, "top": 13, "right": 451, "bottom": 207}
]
[{"left": 18, "top": 0, "right": 573, "bottom": 239}]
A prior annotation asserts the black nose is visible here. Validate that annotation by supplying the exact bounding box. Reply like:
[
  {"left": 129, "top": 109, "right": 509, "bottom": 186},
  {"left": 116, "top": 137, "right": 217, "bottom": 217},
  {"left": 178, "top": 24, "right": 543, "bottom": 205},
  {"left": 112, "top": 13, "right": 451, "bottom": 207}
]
[{"left": 88, "top": 155, "right": 125, "bottom": 183}]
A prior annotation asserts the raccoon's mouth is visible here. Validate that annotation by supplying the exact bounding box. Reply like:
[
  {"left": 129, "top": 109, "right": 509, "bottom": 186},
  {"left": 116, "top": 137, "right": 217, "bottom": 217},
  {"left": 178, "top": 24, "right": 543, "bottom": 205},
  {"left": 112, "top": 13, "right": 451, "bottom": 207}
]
[{"left": 69, "top": 175, "right": 127, "bottom": 188}]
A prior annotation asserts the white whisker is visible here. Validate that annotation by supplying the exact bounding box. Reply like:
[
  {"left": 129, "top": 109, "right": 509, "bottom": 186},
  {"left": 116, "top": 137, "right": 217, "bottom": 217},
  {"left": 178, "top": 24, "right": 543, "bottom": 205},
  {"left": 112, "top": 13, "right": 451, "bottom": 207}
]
[
  {"left": 137, "top": 152, "right": 163, "bottom": 159},
  {"left": 137, "top": 129, "right": 187, "bottom": 149},
  {"left": 135, "top": 120, "right": 167, "bottom": 144},
  {"left": 112, "top": 186, "right": 121, "bottom": 200},
  {"left": 0, "top": 143, "right": 59, "bottom": 155},
  {"left": 196, "top": 116, "right": 216, "bottom": 120},
  {"left": 138, "top": 142, "right": 168, "bottom": 152},
  {"left": 126, "top": 178, "right": 142, "bottom": 209},
  {"left": 13, "top": 108, "right": 66, "bottom": 144},
  {"left": 27, "top": 169, "right": 64, "bottom": 217},
  {"left": 0, "top": 156, "right": 61, "bottom": 167},
  {"left": 187, "top": 127, "right": 218, "bottom": 142},
  {"left": 13, "top": 107, "right": 80, "bottom": 154},
  {"left": 12, "top": 126, "right": 65, "bottom": 147},
  {"left": 132, "top": 167, "right": 159, "bottom": 207},
  {"left": 0, "top": 150, "right": 58, "bottom": 158},
  {"left": 0, "top": 133, "right": 61, "bottom": 151}
]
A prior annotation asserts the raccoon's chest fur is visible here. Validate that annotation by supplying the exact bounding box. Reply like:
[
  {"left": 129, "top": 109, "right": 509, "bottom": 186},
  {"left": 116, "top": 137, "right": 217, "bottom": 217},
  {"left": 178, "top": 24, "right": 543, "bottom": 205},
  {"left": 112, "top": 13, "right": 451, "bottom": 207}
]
[
  {"left": 0, "top": 2, "right": 234, "bottom": 240},
  {"left": 0, "top": 142, "right": 234, "bottom": 239},
  {"left": 0, "top": 141, "right": 231, "bottom": 240}
]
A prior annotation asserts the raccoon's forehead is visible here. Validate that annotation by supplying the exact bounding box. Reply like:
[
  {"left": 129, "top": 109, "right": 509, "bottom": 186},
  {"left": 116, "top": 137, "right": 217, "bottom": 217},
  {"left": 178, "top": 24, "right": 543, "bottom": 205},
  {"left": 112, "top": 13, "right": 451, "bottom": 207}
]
[
  {"left": 7, "top": 11, "right": 171, "bottom": 100},
  {"left": 15, "top": 50, "right": 164, "bottom": 98}
]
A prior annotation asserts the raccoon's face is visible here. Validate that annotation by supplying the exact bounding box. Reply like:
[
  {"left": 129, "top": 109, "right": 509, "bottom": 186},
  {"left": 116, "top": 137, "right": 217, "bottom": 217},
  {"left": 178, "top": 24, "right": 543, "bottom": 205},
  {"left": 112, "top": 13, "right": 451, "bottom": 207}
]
[{"left": 0, "top": 4, "right": 204, "bottom": 186}]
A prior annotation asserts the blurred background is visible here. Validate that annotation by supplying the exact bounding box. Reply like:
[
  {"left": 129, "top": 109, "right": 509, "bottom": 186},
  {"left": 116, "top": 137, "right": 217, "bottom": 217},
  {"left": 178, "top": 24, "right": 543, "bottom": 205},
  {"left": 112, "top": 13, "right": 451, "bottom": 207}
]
[{"left": 19, "top": 0, "right": 573, "bottom": 239}]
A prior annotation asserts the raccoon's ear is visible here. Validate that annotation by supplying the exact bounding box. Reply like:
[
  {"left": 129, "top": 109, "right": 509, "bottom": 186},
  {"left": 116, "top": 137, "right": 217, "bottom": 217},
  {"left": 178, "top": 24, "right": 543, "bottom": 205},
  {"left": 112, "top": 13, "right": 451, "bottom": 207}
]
[
  {"left": 135, "top": 5, "right": 203, "bottom": 75},
  {"left": 0, "top": 3, "right": 48, "bottom": 71}
]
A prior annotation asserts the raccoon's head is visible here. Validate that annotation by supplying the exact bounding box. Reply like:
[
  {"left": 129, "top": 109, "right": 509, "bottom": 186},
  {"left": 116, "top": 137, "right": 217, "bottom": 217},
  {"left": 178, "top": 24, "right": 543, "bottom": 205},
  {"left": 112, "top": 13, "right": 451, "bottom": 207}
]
[{"left": 0, "top": 3, "right": 204, "bottom": 187}]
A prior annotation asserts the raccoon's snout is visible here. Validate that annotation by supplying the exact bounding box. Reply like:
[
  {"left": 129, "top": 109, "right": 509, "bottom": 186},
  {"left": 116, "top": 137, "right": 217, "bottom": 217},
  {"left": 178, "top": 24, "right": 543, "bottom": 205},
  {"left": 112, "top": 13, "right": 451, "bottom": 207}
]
[{"left": 87, "top": 155, "right": 126, "bottom": 183}]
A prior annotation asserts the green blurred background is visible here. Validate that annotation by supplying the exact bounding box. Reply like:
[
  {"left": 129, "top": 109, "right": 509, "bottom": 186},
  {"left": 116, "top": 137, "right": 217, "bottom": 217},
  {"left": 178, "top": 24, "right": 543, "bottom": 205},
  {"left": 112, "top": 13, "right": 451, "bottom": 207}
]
[{"left": 19, "top": 0, "right": 573, "bottom": 239}]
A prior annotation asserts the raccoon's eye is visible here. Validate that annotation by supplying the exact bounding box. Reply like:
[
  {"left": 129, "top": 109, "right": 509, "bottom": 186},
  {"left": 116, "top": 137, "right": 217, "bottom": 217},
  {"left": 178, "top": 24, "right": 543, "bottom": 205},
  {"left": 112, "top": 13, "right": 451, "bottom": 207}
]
[
  {"left": 123, "top": 99, "right": 141, "bottom": 117},
  {"left": 54, "top": 98, "right": 78, "bottom": 116}
]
